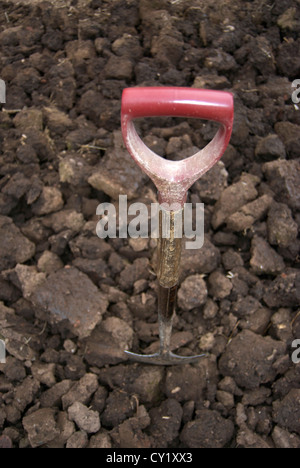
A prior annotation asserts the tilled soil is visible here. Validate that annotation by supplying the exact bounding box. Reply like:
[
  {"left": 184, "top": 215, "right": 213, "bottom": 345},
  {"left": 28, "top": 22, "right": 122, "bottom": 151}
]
[{"left": 0, "top": 0, "right": 300, "bottom": 449}]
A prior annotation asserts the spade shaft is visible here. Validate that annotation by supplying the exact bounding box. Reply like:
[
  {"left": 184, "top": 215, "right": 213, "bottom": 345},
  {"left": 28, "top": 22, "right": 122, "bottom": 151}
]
[{"left": 125, "top": 208, "right": 205, "bottom": 365}]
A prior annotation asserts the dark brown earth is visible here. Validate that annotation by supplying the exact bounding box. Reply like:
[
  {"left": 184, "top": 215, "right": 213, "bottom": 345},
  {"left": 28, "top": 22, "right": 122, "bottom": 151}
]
[{"left": 0, "top": 0, "right": 300, "bottom": 449}]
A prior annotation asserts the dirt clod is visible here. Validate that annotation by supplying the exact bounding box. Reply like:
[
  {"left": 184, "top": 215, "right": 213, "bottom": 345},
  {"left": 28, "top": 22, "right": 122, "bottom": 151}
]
[
  {"left": 22, "top": 408, "right": 60, "bottom": 448},
  {"left": 30, "top": 266, "right": 108, "bottom": 338},
  {"left": 180, "top": 409, "right": 234, "bottom": 448},
  {"left": 68, "top": 401, "right": 100, "bottom": 434},
  {"left": 219, "top": 330, "right": 287, "bottom": 390}
]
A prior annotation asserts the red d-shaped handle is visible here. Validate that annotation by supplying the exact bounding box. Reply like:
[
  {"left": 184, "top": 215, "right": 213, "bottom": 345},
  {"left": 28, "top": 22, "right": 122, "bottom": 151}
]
[{"left": 121, "top": 87, "right": 234, "bottom": 206}]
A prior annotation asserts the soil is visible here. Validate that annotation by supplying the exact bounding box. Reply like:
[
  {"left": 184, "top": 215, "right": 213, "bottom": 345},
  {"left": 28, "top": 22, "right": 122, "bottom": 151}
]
[{"left": 0, "top": 0, "right": 300, "bottom": 449}]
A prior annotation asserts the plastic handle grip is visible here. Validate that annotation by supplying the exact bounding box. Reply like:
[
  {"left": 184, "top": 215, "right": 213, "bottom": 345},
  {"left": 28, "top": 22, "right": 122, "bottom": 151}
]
[
  {"left": 121, "top": 87, "right": 234, "bottom": 206},
  {"left": 121, "top": 87, "right": 233, "bottom": 126}
]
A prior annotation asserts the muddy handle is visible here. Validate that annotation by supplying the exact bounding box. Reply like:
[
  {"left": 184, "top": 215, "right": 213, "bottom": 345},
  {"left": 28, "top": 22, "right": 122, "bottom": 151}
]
[{"left": 121, "top": 87, "right": 234, "bottom": 206}]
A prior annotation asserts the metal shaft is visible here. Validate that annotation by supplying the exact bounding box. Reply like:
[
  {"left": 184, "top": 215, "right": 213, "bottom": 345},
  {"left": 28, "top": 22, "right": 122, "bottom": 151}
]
[
  {"left": 124, "top": 204, "right": 205, "bottom": 365},
  {"left": 157, "top": 284, "right": 177, "bottom": 355}
]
